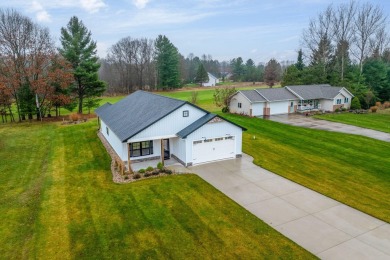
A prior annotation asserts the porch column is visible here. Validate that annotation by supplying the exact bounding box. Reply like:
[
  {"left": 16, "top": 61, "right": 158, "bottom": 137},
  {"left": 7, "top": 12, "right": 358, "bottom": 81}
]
[
  {"left": 127, "top": 143, "right": 132, "bottom": 173},
  {"left": 161, "top": 139, "right": 164, "bottom": 166}
]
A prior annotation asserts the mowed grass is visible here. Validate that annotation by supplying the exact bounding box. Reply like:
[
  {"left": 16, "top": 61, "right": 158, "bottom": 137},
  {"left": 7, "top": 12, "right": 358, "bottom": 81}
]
[
  {"left": 314, "top": 109, "right": 390, "bottom": 133},
  {"left": 221, "top": 113, "right": 390, "bottom": 222},
  {"left": 0, "top": 121, "right": 313, "bottom": 259}
]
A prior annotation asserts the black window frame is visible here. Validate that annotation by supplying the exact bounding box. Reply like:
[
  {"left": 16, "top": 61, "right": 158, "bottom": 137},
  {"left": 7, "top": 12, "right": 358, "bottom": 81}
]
[
  {"left": 106, "top": 126, "right": 109, "bottom": 136},
  {"left": 238, "top": 102, "right": 242, "bottom": 108},
  {"left": 130, "top": 140, "right": 154, "bottom": 157},
  {"left": 183, "top": 110, "right": 189, "bottom": 117}
]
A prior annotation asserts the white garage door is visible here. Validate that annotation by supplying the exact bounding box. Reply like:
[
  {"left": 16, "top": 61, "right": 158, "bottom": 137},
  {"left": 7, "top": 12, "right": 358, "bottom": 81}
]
[
  {"left": 270, "top": 101, "right": 289, "bottom": 115},
  {"left": 192, "top": 136, "right": 235, "bottom": 165}
]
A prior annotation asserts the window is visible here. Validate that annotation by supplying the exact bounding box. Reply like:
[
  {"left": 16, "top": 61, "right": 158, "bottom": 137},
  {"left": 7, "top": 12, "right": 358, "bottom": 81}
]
[
  {"left": 183, "top": 110, "right": 189, "bottom": 117},
  {"left": 193, "top": 140, "right": 202, "bottom": 144},
  {"left": 344, "top": 97, "right": 349, "bottom": 103},
  {"left": 130, "top": 141, "right": 153, "bottom": 157},
  {"left": 106, "top": 127, "right": 109, "bottom": 136},
  {"left": 215, "top": 137, "right": 223, "bottom": 141},
  {"left": 225, "top": 136, "right": 234, "bottom": 140},
  {"left": 336, "top": 99, "right": 342, "bottom": 104},
  {"left": 204, "top": 139, "right": 213, "bottom": 143},
  {"left": 238, "top": 102, "right": 242, "bottom": 108}
]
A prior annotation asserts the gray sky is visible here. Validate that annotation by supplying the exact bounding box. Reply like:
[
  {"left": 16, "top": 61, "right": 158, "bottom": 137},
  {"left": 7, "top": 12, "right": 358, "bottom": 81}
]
[{"left": 2, "top": 0, "right": 390, "bottom": 63}]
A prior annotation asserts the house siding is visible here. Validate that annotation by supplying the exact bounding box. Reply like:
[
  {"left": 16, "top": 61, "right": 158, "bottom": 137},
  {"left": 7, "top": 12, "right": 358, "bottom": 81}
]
[
  {"left": 100, "top": 119, "right": 126, "bottom": 160},
  {"left": 131, "top": 104, "right": 206, "bottom": 141},
  {"left": 230, "top": 93, "right": 252, "bottom": 116},
  {"left": 184, "top": 120, "right": 243, "bottom": 165}
]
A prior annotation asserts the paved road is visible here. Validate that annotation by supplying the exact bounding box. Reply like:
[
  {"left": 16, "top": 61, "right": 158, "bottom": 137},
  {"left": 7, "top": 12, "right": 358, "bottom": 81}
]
[
  {"left": 169, "top": 155, "right": 390, "bottom": 259},
  {"left": 267, "top": 114, "right": 390, "bottom": 142}
]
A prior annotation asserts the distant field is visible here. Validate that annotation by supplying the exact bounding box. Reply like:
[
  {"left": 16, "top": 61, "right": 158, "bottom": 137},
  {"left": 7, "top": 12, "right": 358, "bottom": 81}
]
[
  {"left": 0, "top": 121, "right": 313, "bottom": 259},
  {"left": 313, "top": 109, "right": 390, "bottom": 133}
]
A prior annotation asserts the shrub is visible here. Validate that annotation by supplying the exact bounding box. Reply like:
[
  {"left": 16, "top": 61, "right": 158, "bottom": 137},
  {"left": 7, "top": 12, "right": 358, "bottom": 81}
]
[
  {"left": 144, "top": 172, "right": 151, "bottom": 177},
  {"left": 341, "top": 107, "right": 347, "bottom": 111},
  {"left": 375, "top": 102, "right": 382, "bottom": 109},
  {"left": 335, "top": 108, "right": 340, "bottom": 112},
  {"left": 384, "top": 101, "right": 390, "bottom": 108},
  {"left": 222, "top": 106, "right": 229, "bottom": 113},
  {"left": 69, "top": 113, "right": 80, "bottom": 121},
  {"left": 138, "top": 169, "right": 145, "bottom": 173},
  {"left": 370, "top": 106, "right": 378, "bottom": 113},
  {"left": 188, "top": 91, "right": 198, "bottom": 104},
  {"left": 350, "top": 97, "right": 361, "bottom": 110},
  {"left": 146, "top": 166, "right": 154, "bottom": 172},
  {"left": 157, "top": 162, "right": 163, "bottom": 170},
  {"left": 152, "top": 170, "right": 160, "bottom": 176},
  {"left": 124, "top": 175, "right": 129, "bottom": 180},
  {"left": 165, "top": 169, "right": 173, "bottom": 175},
  {"left": 133, "top": 173, "right": 141, "bottom": 179}
]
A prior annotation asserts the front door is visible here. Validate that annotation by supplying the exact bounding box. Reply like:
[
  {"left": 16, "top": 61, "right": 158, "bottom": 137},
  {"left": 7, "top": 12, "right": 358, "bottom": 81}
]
[{"left": 163, "top": 139, "right": 170, "bottom": 160}]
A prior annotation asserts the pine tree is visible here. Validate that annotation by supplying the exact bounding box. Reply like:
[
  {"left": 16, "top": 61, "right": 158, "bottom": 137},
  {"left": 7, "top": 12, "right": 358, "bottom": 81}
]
[
  {"left": 295, "top": 49, "right": 305, "bottom": 70},
  {"left": 154, "top": 35, "right": 180, "bottom": 89},
  {"left": 59, "top": 16, "right": 106, "bottom": 114},
  {"left": 195, "top": 63, "right": 209, "bottom": 86}
]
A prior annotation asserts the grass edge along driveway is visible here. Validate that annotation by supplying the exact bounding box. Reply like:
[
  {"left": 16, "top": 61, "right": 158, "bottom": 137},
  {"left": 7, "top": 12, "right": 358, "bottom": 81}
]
[
  {"left": 0, "top": 121, "right": 314, "bottom": 259},
  {"left": 221, "top": 113, "right": 390, "bottom": 223}
]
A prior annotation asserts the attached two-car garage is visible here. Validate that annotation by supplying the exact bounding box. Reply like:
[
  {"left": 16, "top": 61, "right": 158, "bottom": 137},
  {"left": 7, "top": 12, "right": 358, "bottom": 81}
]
[{"left": 192, "top": 136, "right": 236, "bottom": 165}]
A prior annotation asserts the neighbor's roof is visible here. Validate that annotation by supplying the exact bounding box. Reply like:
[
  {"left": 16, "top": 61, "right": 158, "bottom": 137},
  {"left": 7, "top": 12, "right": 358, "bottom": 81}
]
[
  {"left": 239, "top": 90, "right": 267, "bottom": 103},
  {"left": 255, "top": 88, "right": 298, "bottom": 102},
  {"left": 95, "top": 91, "right": 187, "bottom": 142},
  {"left": 286, "top": 85, "right": 350, "bottom": 100},
  {"left": 176, "top": 113, "right": 246, "bottom": 139}
]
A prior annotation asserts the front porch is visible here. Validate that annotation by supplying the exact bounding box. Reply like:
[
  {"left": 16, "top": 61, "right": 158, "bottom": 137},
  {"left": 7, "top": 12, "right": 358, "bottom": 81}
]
[
  {"left": 127, "top": 157, "right": 182, "bottom": 172},
  {"left": 297, "top": 99, "right": 320, "bottom": 112}
]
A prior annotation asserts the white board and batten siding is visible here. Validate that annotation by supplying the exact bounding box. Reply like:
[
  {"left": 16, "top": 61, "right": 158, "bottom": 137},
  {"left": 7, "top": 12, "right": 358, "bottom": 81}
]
[
  {"left": 130, "top": 104, "right": 206, "bottom": 142},
  {"left": 100, "top": 119, "right": 127, "bottom": 161},
  {"left": 184, "top": 120, "right": 243, "bottom": 165}
]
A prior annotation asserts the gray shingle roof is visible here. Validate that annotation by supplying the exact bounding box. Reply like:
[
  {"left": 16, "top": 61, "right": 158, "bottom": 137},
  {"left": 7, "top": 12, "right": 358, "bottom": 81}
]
[
  {"left": 255, "top": 88, "right": 298, "bottom": 101},
  {"left": 239, "top": 90, "right": 267, "bottom": 102},
  {"left": 286, "top": 85, "right": 343, "bottom": 100},
  {"left": 95, "top": 91, "right": 186, "bottom": 142},
  {"left": 176, "top": 113, "right": 247, "bottom": 139}
]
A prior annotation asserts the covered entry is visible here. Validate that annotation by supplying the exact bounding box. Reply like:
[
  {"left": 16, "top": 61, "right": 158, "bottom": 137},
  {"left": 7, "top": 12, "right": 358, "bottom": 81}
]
[{"left": 192, "top": 136, "right": 235, "bottom": 165}]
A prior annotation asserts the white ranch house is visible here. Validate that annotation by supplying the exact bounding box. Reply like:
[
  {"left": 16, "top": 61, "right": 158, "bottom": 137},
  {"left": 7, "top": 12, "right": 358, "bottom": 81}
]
[
  {"left": 96, "top": 91, "right": 245, "bottom": 171},
  {"left": 202, "top": 72, "right": 220, "bottom": 87},
  {"left": 230, "top": 84, "right": 354, "bottom": 116}
]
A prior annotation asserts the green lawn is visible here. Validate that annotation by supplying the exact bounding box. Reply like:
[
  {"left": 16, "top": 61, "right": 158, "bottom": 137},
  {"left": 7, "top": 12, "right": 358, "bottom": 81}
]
[
  {"left": 221, "top": 114, "right": 390, "bottom": 222},
  {"left": 0, "top": 121, "right": 313, "bottom": 259},
  {"left": 313, "top": 109, "right": 390, "bottom": 133}
]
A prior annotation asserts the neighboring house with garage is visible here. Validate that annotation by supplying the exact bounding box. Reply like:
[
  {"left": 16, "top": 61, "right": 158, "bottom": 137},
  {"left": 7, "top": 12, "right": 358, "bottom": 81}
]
[
  {"left": 202, "top": 72, "right": 220, "bottom": 87},
  {"left": 95, "top": 91, "right": 246, "bottom": 170},
  {"left": 230, "top": 84, "right": 353, "bottom": 116}
]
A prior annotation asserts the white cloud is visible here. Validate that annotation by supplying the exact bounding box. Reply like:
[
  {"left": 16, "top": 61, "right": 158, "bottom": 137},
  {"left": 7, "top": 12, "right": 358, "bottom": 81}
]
[
  {"left": 80, "top": 0, "right": 107, "bottom": 13},
  {"left": 133, "top": 0, "right": 149, "bottom": 9},
  {"left": 31, "top": 1, "right": 51, "bottom": 22},
  {"left": 251, "top": 48, "right": 258, "bottom": 53}
]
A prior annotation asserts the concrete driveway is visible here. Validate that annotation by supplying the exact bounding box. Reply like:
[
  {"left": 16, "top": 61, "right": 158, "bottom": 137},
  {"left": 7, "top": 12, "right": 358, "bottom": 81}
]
[
  {"left": 171, "top": 155, "right": 390, "bottom": 259},
  {"left": 268, "top": 114, "right": 390, "bottom": 142}
]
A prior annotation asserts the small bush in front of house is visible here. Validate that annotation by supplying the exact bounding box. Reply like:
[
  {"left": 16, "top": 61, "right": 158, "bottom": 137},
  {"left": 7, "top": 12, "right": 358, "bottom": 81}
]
[
  {"left": 124, "top": 175, "right": 129, "bottom": 180},
  {"left": 165, "top": 169, "right": 173, "bottom": 175},
  {"left": 138, "top": 168, "right": 145, "bottom": 173},
  {"left": 133, "top": 173, "right": 141, "bottom": 179},
  {"left": 152, "top": 170, "right": 160, "bottom": 176},
  {"left": 370, "top": 106, "right": 378, "bottom": 113},
  {"left": 222, "top": 106, "right": 229, "bottom": 113},
  {"left": 146, "top": 166, "right": 154, "bottom": 172},
  {"left": 335, "top": 108, "right": 340, "bottom": 112},
  {"left": 157, "top": 162, "right": 163, "bottom": 170},
  {"left": 144, "top": 172, "right": 151, "bottom": 177},
  {"left": 341, "top": 107, "right": 347, "bottom": 112}
]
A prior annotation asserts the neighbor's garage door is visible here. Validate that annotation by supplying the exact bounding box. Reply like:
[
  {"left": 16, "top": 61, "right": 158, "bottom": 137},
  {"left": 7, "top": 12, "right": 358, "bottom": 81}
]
[
  {"left": 192, "top": 136, "right": 235, "bottom": 165},
  {"left": 269, "top": 101, "right": 289, "bottom": 115}
]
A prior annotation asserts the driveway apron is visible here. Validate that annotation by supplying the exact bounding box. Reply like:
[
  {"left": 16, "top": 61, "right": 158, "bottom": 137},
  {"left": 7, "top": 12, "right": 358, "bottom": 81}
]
[
  {"left": 183, "top": 154, "right": 390, "bottom": 259},
  {"left": 267, "top": 114, "right": 390, "bottom": 142}
]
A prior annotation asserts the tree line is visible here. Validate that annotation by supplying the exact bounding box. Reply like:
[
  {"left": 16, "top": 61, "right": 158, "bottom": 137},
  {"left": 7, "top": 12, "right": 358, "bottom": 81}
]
[
  {"left": 282, "top": 1, "right": 390, "bottom": 108},
  {"left": 0, "top": 9, "right": 105, "bottom": 122}
]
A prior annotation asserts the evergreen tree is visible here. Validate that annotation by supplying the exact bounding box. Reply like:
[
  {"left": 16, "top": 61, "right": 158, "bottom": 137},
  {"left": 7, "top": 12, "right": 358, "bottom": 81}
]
[
  {"left": 154, "top": 35, "right": 180, "bottom": 89},
  {"left": 195, "top": 63, "right": 209, "bottom": 86},
  {"left": 295, "top": 49, "right": 305, "bottom": 70},
  {"left": 350, "top": 97, "right": 362, "bottom": 110},
  {"left": 59, "top": 16, "right": 106, "bottom": 114}
]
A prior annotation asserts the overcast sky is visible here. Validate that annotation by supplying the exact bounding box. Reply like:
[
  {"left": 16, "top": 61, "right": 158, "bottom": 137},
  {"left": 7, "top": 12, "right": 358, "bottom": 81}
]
[{"left": 2, "top": 0, "right": 390, "bottom": 63}]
